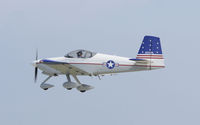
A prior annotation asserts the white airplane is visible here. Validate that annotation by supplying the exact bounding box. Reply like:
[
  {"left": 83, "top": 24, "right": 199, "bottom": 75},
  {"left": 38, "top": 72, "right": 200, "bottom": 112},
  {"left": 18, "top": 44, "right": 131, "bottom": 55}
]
[{"left": 32, "top": 36, "right": 165, "bottom": 92}]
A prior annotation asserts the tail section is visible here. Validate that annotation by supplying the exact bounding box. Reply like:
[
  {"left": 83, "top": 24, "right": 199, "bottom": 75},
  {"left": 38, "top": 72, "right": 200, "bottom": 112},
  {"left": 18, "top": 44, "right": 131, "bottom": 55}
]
[
  {"left": 137, "top": 36, "right": 163, "bottom": 59},
  {"left": 136, "top": 36, "right": 165, "bottom": 69}
]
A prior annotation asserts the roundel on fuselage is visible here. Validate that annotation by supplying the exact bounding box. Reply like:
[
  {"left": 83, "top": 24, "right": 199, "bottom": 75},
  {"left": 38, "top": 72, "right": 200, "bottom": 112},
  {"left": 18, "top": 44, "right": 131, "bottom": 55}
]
[{"left": 106, "top": 60, "right": 115, "bottom": 69}]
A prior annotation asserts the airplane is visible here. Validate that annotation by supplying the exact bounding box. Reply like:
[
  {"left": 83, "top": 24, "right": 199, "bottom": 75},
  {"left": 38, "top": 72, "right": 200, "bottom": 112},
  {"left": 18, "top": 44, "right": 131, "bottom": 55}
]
[{"left": 32, "top": 36, "right": 165, "bottom": 93}]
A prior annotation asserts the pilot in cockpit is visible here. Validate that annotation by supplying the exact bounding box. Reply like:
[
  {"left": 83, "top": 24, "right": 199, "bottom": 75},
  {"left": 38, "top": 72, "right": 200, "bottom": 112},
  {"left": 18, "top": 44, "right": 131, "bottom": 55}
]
[{"left": 77, "top": 51, "right": 83, "bottom": 58}]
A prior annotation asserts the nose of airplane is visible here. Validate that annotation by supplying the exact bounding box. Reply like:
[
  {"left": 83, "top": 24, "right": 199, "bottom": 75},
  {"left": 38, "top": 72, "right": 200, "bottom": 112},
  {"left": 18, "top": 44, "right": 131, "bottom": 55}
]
[
  {"left": 32, "top": 61, "right": 37, "bottom": 67},
  {"left": 32, "top": 60, "right": 41, "bottom": 67}
]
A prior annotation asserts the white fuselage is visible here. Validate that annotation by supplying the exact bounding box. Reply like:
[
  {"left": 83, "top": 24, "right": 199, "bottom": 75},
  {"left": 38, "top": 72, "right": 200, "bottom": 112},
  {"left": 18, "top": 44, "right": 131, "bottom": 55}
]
[{"left": 36, "top": 53, "right": 164, "bottom": 76}]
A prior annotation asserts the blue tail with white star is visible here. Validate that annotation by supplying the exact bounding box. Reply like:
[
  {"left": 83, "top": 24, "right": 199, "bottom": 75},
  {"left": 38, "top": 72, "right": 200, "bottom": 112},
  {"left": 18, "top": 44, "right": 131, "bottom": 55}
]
[{"left": 135, "top": 36, "right": 165, "bottom": 70}]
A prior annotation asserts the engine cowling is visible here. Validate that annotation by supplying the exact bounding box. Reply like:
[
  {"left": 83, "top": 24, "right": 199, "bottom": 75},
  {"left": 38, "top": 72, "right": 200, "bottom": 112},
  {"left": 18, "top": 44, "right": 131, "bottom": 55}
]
[
  {"left": 76, "top": 84, "right": 94, "bottom": 92},
  {"left": 40, "top": 83, "right": 54, "bottom": 90},
  {"left": 63, "top": 82, "right": 78, "bottom": 90}
]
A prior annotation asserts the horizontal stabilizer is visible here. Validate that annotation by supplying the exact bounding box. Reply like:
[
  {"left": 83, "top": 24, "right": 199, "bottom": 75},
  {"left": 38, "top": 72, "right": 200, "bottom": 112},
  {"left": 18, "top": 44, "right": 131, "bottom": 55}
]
[
  {"left": 129, "top": 58, "right": 150, "bottom": 64},
  {"left": 129, "top": 58, "right": 146, "bottom": 61}
]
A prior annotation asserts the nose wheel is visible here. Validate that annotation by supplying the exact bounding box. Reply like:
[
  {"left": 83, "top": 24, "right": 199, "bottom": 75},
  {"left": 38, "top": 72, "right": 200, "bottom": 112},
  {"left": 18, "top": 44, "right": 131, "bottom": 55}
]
[{"left": 40, "top": 76, "right": 54, "bottom": 90}]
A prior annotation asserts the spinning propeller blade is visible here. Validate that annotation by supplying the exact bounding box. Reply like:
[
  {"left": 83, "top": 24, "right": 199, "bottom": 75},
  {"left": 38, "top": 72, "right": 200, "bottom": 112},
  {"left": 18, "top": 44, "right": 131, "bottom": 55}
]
[
  {"left": 34, "top": 49, "right": 38, "bottom": 83},
  {"left": 34, "top": 67, "right": 38, "bottom": 83}
]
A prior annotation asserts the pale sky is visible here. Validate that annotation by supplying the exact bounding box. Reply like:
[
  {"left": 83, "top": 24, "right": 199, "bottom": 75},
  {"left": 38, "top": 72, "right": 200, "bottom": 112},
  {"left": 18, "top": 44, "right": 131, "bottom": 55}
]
[{"left": 0, "top": 0, "right": 200, "bottom": 125}]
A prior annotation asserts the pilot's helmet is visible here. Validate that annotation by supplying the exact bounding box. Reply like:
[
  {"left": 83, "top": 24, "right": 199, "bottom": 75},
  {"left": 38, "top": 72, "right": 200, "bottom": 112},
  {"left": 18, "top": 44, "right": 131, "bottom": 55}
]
[{"left": 77, "top": 51, "right": 83, "bottom": 57}]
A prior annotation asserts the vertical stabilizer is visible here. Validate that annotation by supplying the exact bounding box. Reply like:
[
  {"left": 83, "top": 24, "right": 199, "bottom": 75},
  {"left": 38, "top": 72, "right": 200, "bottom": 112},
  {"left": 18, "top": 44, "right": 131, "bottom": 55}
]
[{"left": 136, "top": 36, "right": 165, "bottom": 69}]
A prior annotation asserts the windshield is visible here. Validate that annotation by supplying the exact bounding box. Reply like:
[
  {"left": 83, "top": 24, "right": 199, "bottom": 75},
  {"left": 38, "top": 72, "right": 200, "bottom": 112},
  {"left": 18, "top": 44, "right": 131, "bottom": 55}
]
[{"left": 64, "top": 49, "right": 96, "bottom": 58}]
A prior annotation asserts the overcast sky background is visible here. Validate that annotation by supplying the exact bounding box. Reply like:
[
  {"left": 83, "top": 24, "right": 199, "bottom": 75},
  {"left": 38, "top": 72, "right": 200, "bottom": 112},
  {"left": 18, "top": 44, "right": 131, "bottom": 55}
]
[{"left": 0, "top": 0, "right": 200, "bottom": 125}]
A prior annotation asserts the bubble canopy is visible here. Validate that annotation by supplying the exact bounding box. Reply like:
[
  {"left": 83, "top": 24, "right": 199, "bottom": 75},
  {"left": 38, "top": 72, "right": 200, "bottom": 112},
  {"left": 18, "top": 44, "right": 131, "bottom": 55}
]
[{"left": 64, "top": 49, "right": 96, "bottom": 58}]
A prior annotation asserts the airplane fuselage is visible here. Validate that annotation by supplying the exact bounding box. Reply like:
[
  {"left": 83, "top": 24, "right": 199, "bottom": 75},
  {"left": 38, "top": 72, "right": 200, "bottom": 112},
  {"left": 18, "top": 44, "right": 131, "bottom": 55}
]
[{"left": 36, "top": 53, "right": 164, "bottom": 76}]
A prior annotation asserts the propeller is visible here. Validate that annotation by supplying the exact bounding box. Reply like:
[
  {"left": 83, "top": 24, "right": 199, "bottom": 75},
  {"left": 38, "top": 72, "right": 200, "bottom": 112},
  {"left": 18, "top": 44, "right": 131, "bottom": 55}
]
[{"left": 34, "top": 49, "right": 38, "bottom": 83}]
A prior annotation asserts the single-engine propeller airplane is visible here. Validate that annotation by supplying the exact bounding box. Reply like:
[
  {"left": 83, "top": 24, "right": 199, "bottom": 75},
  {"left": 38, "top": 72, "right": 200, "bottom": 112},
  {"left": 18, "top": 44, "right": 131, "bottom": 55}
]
[{"left": 32, "top": 36, "right": 165, "bottom": 93}]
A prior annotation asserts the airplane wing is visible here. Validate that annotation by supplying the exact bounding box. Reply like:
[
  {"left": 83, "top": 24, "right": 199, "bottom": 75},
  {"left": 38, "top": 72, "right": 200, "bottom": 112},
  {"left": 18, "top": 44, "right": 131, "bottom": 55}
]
[{"left": 41, "top": 59, "right": 91, "bottom": 76}]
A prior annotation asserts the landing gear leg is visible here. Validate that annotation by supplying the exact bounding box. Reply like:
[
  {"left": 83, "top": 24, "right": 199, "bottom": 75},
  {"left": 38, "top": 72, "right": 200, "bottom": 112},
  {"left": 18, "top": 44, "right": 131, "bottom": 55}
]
[
  {"left": 66, "top": 74, "right": 71, "bottom": 82},
  {"left": 71, "top": 74, "right": 82, "bottom": 85},
  {"left": 65, "top": 74, "right": 73, "bottom": 90},
  {"left": 42, "top": 76, "right": 52, "bottom": 84},
  {"left": 71, "top": 75, "right": 86, "bottom": 93},
  {"left": 71, "top": 75, "right": 93, "bottom": 93},
  {"left": 40, "top": 76, "right": 53, "bottom": 90}
]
